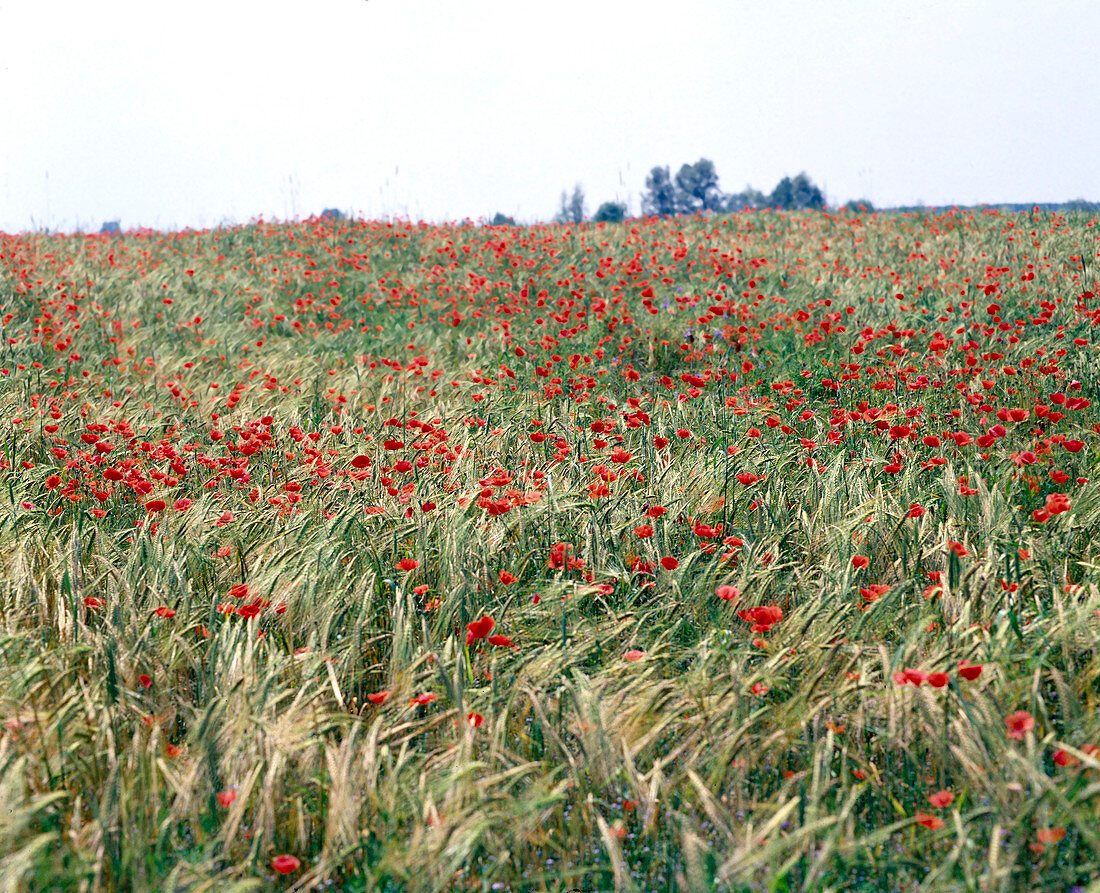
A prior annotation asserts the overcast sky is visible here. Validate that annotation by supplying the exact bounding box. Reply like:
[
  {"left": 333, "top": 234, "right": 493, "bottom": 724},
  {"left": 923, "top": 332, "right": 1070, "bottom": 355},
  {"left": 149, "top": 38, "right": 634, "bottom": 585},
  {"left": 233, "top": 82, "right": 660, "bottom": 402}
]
[{"left": 2, "top": 0, "right": 1098, "bottom": 232}]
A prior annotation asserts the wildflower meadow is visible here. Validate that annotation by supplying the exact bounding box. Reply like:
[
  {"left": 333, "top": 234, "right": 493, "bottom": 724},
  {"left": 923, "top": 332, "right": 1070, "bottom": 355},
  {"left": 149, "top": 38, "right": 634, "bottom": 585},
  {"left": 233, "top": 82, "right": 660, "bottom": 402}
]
[{"left": 1, "top": 208, "right": 1098, "bottom": 891}]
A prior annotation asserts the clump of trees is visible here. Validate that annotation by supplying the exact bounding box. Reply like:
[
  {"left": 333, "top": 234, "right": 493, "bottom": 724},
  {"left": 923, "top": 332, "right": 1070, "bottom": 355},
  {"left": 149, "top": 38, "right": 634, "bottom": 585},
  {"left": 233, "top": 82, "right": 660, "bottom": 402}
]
[
  {"left": 538, "top": 159, "right": 872, "bottom": 226},
  {"left": 642, "top": 160, "right": 727, "bottom": 216},
  {"left": 642, "top": 160, "right": 833, "bottom": 216},
  {"left": 767, "top": 173, "right": 826, "bottom": 211}
]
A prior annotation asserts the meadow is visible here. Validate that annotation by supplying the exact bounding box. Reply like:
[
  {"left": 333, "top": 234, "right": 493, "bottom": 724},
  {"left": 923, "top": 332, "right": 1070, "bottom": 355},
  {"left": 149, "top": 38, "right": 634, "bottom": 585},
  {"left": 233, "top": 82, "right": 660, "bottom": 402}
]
[{"left": 0, "top": 207, "right": 1097, "bottom": 892}]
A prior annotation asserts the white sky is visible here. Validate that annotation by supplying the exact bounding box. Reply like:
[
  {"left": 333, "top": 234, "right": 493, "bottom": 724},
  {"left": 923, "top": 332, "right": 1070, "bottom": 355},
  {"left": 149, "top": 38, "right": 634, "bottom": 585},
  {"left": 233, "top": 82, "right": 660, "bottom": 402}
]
[{"left": 2, "top": 0, "right": 1098, "bottom": 232}]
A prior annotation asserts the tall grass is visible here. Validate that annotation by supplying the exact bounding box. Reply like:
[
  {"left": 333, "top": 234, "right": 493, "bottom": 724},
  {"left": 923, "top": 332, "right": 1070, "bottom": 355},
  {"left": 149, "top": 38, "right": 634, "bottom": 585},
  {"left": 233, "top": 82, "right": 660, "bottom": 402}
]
[{"left": 0, "top": 208, "right": 1097, "bottom": 891}]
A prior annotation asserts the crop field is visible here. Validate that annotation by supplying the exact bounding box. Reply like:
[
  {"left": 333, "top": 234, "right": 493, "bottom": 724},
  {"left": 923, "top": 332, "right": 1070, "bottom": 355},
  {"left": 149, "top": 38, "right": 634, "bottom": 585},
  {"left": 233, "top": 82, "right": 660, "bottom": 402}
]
[{"left": 0, "top": 208, "right": 1098, "bottom": 892}]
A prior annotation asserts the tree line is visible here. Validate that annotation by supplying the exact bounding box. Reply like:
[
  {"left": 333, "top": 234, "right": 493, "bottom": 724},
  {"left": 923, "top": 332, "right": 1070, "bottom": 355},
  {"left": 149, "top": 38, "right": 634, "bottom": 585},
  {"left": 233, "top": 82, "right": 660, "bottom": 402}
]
[{"left": 534, "top": 158, "right": 875, "bottom": 226}]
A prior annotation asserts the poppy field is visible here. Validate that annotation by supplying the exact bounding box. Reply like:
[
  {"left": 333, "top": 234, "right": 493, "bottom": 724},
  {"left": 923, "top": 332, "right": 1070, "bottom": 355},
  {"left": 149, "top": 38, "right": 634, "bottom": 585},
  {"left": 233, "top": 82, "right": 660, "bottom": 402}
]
[{"left": 1, "top": 208, "right": 1099, "bottom": 891}]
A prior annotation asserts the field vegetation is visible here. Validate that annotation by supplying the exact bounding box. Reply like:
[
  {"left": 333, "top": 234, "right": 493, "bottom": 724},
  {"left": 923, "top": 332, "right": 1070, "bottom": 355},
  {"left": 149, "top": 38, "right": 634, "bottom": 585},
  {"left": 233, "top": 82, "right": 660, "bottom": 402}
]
[{"left": 0, "top": 207, "right": 1098, "bottom": 891}]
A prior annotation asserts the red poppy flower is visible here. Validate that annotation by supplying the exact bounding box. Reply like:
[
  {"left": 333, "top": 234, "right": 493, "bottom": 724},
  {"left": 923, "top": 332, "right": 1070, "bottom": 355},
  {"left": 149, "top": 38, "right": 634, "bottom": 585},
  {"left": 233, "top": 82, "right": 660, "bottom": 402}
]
[
  {"left": 466, "top": 614, "right": 495, "bottom": 641},
  {"left": 487, "top": 634, "right": 513, "bottom": 647},
  {"left": 634, "top": 524, "right": 653, "bottom": 538},
  {"left": 851, "top": 555, "right": 869, "bottom": 569},
  {"left": 902, "top": 668, "right": 927, "bottom": 686},
  {"left": 153, "top": 606, "right": 176, "bottom": 618},
  {"left": 271, "top": 854, "right": 301, "bottom": 874},
  {"left": 409, "top": 692, "right": 437, "bottom": 706},
  {"left": 957, "top": 661, "right": 983, "bottom": 681},
  {"left": 216, "top": 790, "right": 237, "bottom": 807},
  {"left": 738, "top": 605, "right": 784, "bottom": 632},
  {"left": 660, "top": 556, "right": 679, "bottom": 570},
  {"left": 914, "top": 812, "right": 945, "bottom": 830},
  {"left": 1037, "top": 827, "right": 1066, "bottom": 845},
  {"left": 1005, "top": 710, "right": 1035, "bottom": 740},
  {"left": 1045, "top": 493, "right": 1071, "bottom": 515},
  {"left": 927, "top": 790, "right": 954, "bottom": 808},
  {"left": 715, "top": 584, "right": 740, "bottom": 602},
  {"left": 466, "top": 711, "right": 484, "bottom": 728},
  {"left": 366, "top": 690, "right": 390, "bottom": 705},
  {"left": 623, "top": 649, "right": 645, "bottom": 661},
  {"left": 396, "top": 557, "right": 419, "bottom": 571}
]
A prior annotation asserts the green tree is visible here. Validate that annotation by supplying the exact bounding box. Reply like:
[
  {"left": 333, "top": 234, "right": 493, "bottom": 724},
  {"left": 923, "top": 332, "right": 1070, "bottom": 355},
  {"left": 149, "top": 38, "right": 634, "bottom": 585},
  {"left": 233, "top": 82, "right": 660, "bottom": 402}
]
[
  {"left": 641, "top": 166, "right": 677, "bottom": 217},
  {"left": 769, "top": 173, "right": 825, "bottom": 210},
  {"left": 674, "top": 158, "right": 724, "bottom": 213},
  {"left": 593, "top": 201, "right": 627, "bottom": 223},
  {"left": 489, "top": 212, "right": 516, "bottom": 226},
  {"left": 554, "top": 185, "right": 586, "bottom": 224}
]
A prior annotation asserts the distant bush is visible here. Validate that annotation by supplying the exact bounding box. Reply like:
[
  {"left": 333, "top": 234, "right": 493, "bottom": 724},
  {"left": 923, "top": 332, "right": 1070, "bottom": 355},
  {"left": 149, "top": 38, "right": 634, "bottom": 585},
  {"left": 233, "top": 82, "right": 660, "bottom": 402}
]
[
  {"left": 843, "top": 199, "right": 876, "bottom": 213},
  {"left": 593, "top": 201, "right": 627, "bottom": 223}
]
